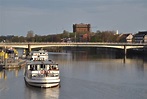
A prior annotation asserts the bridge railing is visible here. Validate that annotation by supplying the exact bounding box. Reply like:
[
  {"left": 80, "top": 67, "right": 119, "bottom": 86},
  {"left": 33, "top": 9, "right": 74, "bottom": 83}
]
[{"left": 0, "top": 42, "right": 147, "bottom": 48}]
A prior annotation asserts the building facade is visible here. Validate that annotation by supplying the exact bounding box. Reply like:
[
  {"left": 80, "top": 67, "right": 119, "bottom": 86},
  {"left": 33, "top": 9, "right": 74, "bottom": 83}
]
[
  {"left": 117, "top": 33, "right": 133, "bottom": 43},
  {"left": 73, "top": 23, "right": 91, "bottom": 42},
  {"left": 73, "top": 23, "right": 91, "bottom": 33},
  {"left": 126, "top": 34, "right": 133, "bottom": 43},
  {"left": 134, "top": 31, "right": 147, "bottom": 43},
  {"left": 27, "top": 30, "right": 34, "bottom": 38}
]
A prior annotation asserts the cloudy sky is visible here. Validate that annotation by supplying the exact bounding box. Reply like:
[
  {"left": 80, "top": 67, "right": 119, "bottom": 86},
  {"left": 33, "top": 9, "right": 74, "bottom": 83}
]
[{"left": 0, "top": 0, "right": 147, "bottom": 36}]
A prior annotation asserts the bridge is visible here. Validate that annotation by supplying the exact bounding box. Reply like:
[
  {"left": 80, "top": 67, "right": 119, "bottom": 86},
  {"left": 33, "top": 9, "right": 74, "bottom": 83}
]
[{"left": 0, "top": 42, "right": 146, "bottom": 54}]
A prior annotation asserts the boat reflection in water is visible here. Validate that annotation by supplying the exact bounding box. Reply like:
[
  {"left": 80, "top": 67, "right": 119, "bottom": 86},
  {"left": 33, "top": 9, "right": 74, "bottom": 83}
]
[{"left": 25, "top": 84, "right": 60, "bottom": 99}]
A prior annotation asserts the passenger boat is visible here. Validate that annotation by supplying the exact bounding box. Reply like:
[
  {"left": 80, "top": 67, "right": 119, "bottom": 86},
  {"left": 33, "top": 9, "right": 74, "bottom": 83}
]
[{"left": 24, "top": 50, "right": 60, "bottom": 88}]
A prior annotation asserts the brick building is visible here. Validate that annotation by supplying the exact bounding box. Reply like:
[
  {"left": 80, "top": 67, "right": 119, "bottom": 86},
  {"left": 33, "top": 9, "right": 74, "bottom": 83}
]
[
  {"left": 73, "top": 23, "right": 91, "bottom": 33},
  {"left": 73, "top": 23, "right": 91, "bottom": 42}
]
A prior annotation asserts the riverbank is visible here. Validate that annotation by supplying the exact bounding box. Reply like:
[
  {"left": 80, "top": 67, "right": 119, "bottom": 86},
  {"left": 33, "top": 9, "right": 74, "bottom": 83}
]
[{"left": 0, "top": 58, "right": 26, "bottom": 69}]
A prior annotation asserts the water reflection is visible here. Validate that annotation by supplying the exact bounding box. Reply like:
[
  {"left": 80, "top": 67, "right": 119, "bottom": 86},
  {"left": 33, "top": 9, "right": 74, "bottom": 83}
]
[
  {"left": 25, "top": 84, "right": 60, "bottom": 99},
  {"left": 0, "top": 68, "right": 21, "bottom": 80},
  {"left": 1, "top": 49, "right": 147, "bottom": 99}
]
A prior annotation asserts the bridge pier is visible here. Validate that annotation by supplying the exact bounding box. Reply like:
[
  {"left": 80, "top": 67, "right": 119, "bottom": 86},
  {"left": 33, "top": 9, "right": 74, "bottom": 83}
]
[
  {"left": 124, "top": 45, "right": 127, "bottom": 55},
  {"left": 28, "top": 44, "right": 31, "bottom": 55}
]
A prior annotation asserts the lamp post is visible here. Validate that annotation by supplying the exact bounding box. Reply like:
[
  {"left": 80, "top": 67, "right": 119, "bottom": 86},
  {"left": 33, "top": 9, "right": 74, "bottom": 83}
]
[{"left": 4, "top": 46, "right": 8, "bottom": 67}]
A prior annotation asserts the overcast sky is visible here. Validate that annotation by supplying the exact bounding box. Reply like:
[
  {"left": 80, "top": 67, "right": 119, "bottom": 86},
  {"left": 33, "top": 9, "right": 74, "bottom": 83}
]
[{"left": 0, "top": 0, "right": 147, "bottom": 36}]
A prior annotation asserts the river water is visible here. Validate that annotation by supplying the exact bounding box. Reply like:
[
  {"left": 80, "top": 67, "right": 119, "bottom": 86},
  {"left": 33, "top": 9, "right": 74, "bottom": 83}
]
[{"left": 0, "top": 49, "right": 147, "bottom": 99}]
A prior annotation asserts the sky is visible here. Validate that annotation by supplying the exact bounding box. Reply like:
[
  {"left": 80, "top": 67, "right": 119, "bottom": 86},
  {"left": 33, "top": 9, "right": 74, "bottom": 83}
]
[{"left": 0, "top": 0, "right": 147, "bottom": 36}]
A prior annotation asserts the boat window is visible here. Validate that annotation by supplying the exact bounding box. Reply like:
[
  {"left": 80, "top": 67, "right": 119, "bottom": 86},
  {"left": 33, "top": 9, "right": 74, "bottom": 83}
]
[
  {"left": 41, "top": 64, "right": 45, "bottom": 69},
  {"left": 35, "top": 65, "right": 38, "bottom": 70},
  {"left": 30, "top": 65, "right": 34, "bottom": 71}
]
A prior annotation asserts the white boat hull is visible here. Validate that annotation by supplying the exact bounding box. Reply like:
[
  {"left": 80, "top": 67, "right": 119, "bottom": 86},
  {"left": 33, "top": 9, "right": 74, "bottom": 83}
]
[{"left": 24, "top": 76, "right": 60, "bottom": 88}]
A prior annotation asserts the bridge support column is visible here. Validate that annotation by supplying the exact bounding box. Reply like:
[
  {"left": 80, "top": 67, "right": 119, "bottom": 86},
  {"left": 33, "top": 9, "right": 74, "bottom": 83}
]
[
  {"left": 28, "top": 44, "right": 31, "bottom": 55},
  {"left": 124, "top": 45, "right": 127, "bottom": 55}
]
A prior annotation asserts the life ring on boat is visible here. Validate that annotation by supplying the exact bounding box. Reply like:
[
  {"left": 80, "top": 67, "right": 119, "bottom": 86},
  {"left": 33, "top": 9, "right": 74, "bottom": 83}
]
[{"left": 40, "top": 70, "right": 45, "bottom": 74}]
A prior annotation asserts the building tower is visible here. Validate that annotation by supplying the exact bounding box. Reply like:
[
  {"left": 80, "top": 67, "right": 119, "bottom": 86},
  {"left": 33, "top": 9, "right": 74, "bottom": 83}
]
[{"left": 73, "top": 23, "right": 91, "bottom": 33}]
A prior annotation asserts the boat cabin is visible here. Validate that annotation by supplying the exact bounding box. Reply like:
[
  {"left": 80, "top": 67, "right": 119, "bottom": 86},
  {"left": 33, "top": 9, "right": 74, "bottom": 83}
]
[
  {"left": 30, "top": 50, "right": 48, "bottom": 61},
  {"left": 27, "top": 61, "right": 58, "bottom": 71},
  {"left": 25, "top": 61, "right": 59, "bottom": 78}
]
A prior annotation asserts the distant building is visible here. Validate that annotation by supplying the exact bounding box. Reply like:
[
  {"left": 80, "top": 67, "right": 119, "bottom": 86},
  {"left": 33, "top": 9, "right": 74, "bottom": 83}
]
[
  {"left": 133, "top": 31, "right": 147, "bottom": 43},
  {"left": 73, "top": 23, "right": 91, "bottom": 33},
  {"left": 27, "top": 30, "right": 34, "bottom": 38},
  {"left": 118, "top": 33, "right": 133, "bottom": 43},
  {"left": 73, "top": 23, "right": 91, "bottom": 42},
  {"left": 126, "top": 34, "right": 133, "bottom": 43}
]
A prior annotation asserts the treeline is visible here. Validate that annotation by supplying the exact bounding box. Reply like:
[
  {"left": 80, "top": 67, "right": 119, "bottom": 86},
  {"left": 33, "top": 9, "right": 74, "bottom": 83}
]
[
  {"left": 0, "top": 31, "right": 120, "bottom": 42},
  {"left": 91, "top": 31, "right": 119, "bottom": 42}
]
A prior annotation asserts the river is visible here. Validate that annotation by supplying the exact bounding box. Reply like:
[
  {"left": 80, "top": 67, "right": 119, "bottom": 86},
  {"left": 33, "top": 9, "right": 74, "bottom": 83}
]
[{"left": 0, "top": 49, "right": 147, "bottom": 99}]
